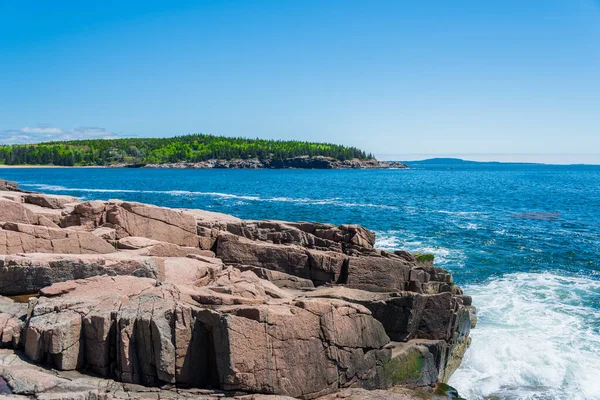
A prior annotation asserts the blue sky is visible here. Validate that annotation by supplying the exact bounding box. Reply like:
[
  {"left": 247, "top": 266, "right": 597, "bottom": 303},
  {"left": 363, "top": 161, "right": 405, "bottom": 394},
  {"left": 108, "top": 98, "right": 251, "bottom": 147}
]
[{"left": 1, "top": 0, "right": 599, "bottom": 163}]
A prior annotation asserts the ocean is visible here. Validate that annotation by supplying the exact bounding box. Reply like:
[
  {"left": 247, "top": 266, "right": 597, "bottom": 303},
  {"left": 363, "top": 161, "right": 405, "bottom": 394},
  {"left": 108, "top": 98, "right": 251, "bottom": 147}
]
[{"left": 2, "top": 163, "right": 599, "bottom": 400}]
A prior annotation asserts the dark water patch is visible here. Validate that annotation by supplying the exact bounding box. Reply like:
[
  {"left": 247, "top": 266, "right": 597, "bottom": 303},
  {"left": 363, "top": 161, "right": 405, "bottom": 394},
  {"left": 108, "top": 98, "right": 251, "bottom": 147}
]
[{"left": 511, "top": 212, "right": 561, "bottom": 221}]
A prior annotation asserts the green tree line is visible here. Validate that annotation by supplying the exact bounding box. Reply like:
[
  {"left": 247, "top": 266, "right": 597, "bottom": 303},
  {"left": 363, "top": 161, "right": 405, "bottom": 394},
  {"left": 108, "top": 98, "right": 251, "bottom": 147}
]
[{"left": 0, "top": 134, "right": 373, "bottom": 166}]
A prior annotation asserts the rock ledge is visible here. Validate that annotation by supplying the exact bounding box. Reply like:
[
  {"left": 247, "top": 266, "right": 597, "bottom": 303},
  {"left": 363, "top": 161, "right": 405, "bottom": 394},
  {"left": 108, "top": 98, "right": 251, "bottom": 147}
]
[{"left": 0, "top": 178, "right": 473, "bottom": 400}]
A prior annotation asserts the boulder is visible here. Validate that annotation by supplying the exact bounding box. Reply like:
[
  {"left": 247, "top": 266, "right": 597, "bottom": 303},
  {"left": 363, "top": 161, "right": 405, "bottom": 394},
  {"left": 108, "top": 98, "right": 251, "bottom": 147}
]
[
  {"left": 60, "top": 200, "right": 106, "bottom": 229},
  {"left": 185, "top": 208, "right": 242, "bottom": 227},
  {"left": 147, "top": 243, "right": 214, "bottom": 258},
  {"left": 339, "top": 224, "right": 376, "bottom": 249},
  {"left": 0, "top": 191, "right": 23, "bottom": 202},
  {"left": 302, "top": 286, "right": 475, "bottom": 386},
  {"left": 216, "top": 233, "right": 349, "bottom": 285}
]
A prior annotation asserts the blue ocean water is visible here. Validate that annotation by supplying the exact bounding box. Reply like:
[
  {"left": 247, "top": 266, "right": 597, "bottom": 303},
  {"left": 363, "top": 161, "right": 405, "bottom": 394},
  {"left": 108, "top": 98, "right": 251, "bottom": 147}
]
[{"left": 2, "top": 164, "right": 599, "bottom": 400}]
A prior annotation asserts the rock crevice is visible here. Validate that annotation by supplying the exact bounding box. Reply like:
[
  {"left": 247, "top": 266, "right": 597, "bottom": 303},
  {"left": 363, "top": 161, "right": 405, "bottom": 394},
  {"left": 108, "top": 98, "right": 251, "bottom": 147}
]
[{"left": 0, "top": 178, "right": 475, "bottom": 399}]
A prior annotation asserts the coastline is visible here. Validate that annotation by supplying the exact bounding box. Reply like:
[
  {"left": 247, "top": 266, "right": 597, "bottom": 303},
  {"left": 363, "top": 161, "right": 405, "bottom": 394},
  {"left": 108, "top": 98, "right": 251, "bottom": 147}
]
[
  {"left": 0, "top": 156, "right": 408, "bottom": 170},
  {"left": 0, "top": 177, "right": 472, "bottom": 399},
  {"left": 0, "top": 165, "right": 106, "bottom": 168}
]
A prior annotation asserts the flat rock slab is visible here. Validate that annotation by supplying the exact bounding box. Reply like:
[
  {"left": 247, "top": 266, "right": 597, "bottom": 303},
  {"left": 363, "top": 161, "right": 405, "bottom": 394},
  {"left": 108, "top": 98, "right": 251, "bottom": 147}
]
[
  {"left": 106, "top": 201, "right": 199, "bottom": 247},
  {"left": 0, "top": 222, "right": 116, "bottom": 255},
  {"left": 0, "top": 253, "right": 161, "bottom": 296}
]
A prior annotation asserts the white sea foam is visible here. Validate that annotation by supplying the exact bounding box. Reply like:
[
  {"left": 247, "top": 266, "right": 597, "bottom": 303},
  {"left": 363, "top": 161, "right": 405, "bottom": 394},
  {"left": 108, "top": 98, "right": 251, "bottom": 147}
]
[
  {"left": 21, "top": 184, "right": 398, "bottom": 210},
  {"left": 374, "top": 230, "right": 465, "bottom": 266},
  {"left": 450, "top": 272, "right": 600, "bottom": 400},
  {"left": 374, "top": 233, "right": 401, "bottom": 250}
]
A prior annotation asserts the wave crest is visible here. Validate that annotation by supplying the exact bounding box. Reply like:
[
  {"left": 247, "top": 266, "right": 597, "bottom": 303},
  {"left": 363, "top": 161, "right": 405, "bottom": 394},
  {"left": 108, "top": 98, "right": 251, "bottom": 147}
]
[{"left": 450, "top": 272, "right": 600, "bottom": 400}]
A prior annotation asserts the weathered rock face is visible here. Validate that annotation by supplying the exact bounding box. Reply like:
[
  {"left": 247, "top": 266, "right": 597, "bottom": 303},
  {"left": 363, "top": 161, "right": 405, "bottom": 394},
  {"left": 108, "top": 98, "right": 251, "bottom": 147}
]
[
  {"left": 0, "top": 178, "right": 20, "bottom": 192},
  {"left": 301, "top": 286, "right": 474, "bottom": 386},
  {"left": 0, "top": 178, "right": 474, "bottom": 400},
  {"left": 17, "top": 274, "right": 391, "bottom": 399},
  {"left": 0, "top": 222, "right": 116, "bottom": 255},
  {"left": 23, "top": 193, "right": 79, "bottom": 210},
  {"left": 0, "top": 296, "right": 26, "bottom": 348},
  {"left": 106, "top": 201, "right": 199, "bottom": 246},
  {"left": 0, "top": 253, "right": 162, "bottom": 295}
]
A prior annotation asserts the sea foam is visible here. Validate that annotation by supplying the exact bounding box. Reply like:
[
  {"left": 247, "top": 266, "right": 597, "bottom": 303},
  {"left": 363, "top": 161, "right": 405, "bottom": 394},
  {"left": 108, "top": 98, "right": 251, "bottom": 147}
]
[{"left": 450, "top": 272, "right": 600, "bottom": 400}]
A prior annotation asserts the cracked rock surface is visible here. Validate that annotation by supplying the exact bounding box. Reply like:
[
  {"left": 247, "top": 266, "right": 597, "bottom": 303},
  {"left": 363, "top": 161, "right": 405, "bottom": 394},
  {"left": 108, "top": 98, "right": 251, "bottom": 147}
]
[{"left": 0, "top": 178, "right": 474, "bottom": 399}]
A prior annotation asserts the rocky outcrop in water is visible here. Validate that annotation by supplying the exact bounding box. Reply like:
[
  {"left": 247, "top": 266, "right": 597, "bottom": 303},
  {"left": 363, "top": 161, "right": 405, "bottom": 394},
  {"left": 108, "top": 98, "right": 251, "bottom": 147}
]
[
  {"left": 0, "top": 178, "right": 473, "bottom": 399},
  {"left": 123, "top": 156, "right": 408, "bottom": 169}
]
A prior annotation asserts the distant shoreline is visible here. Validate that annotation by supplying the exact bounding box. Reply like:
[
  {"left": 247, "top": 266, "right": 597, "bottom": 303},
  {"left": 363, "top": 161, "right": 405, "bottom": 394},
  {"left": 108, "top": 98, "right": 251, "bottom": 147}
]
[
  {"left": 0, "top": 165, "right": 105, "bottom": 169},
  {"left": 0, "top": 157, "right": 408, "bottom": 170}
]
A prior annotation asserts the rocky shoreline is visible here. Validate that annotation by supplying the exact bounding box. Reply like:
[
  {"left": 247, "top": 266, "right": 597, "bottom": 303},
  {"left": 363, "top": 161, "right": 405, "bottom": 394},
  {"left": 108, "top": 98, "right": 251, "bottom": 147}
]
[
  {"left": 109, "top": 156, "right": 408, "bottom": 169},
  {"left": 0, "top": 178, "right": 473, "bottom": 400}
]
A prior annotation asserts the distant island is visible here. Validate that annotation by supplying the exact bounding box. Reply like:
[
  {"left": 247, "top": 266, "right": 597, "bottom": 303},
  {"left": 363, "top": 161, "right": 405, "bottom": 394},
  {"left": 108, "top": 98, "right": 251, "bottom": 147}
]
[
  {"left": 0, "top": 134, "right": 407, "bottom": 169},
  {"left": 404, "top": 157, "right": 542, "bottom": 166},
  {"left": 405, "top": 158, "right": 482, "bottom": 164}
]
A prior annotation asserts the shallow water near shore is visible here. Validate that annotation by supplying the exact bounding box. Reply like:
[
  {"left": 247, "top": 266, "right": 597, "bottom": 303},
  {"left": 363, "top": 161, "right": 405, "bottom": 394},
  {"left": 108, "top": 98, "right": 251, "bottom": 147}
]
[{"left": 2, "top": 163, "right": 599, "bottom": 400}]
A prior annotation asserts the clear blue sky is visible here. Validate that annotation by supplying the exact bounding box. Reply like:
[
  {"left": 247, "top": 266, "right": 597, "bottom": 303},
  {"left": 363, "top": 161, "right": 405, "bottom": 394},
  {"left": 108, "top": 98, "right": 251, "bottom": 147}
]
[{"left": 1, "top": 0, "right": 599, "bottom": 163}]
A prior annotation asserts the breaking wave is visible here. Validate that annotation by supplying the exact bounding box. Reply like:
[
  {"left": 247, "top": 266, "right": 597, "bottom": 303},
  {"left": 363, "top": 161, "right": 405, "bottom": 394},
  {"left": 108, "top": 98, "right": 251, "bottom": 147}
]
[
  {"left": 449, "top": 272, "right": 600, "bottom": 400},
  {"left": 374, "top": 230, "right": 466, "bottom": 266}
]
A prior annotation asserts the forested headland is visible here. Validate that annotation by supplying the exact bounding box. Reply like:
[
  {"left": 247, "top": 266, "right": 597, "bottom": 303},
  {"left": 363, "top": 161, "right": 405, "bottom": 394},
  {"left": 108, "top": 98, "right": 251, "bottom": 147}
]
[{"left": 0, "top": 134, "right": 372, "bottom": 166}]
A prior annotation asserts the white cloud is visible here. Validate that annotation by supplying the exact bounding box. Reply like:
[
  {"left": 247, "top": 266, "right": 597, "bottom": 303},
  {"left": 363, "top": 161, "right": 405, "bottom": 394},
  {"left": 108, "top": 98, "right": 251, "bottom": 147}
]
[
  {"left": 20, "top": 126, "right": 63, "bottom": 134},
  {"left": 0, "top": 125, "right": 124, "bottom": 144}
]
